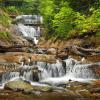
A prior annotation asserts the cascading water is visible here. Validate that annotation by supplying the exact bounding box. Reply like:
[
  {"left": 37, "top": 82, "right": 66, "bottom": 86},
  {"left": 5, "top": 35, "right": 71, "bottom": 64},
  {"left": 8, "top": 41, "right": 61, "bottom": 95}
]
[
  {"left": 37, "top": 58, "right": 100, "bottom": 84},
  {"left": 37, "top": 60, "right": 66, "bottom": 78},
  {"left": 1, "top": 72, "right": 20, "bottom": 84},
  {"left": 64, "top": 58, "right": 100, "bottom": 79},
  {"left": 0, "top": 57, "right": 100, "bottom": 87},
  {"left": 0, "top": 14, "right": 100, "bottom": 87},
  {"left": 17, "top": 23, "right": 37, "bottom": 37},
  {"left": 16, "top": 15, "right": 43, "bottom": 24},
  {"left": 15, "top": 15, "right": 43, "bottom": 44},
  {"left": 17, "top": 23, "right": 39, "bottom": 44}
]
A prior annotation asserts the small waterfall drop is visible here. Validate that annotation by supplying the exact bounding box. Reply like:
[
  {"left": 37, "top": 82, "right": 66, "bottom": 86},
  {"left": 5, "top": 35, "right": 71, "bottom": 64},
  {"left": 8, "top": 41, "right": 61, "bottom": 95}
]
[
  {"left": 0, "top": 57, "right": 100, "bottom": 86},
  {"left": 16, "top": 15, "right": 43, "bottom": 24},
  {"left": 64, "top": 58, "right": 100, "bottom": 79},
  {"left": 17, "top": 23, "right": 38, "bottom": 44},
  {"left": 15, "top": 15, "right": 43, "bottom": 44},
  {"left": 37, "top": 60, "right": 66, "bottom": 79}
]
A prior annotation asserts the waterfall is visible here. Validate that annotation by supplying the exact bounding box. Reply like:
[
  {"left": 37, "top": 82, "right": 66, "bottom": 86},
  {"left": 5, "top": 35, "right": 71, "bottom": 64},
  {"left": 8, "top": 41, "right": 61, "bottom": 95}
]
[
  {"left": 0, "top": 57, "right": 100, "bottom": 87},
  {"left": 17, "top": 23, "right": 39, "bottom": 44},
  {"left": 16, "top": 15, "right": 43, "bottom": 24},
  {"left": 15, "top": 15, "right": 43, "bottom": 44},
  {"left": 19, "top": 59, "right": 100, "bottom": 82},
  {"left": 17, "top": 23, "right": 36, "bottom": 37},
  {"left": 0, "top": 72, "right": 20, "bottom": 86},
  {"left": 36, "top": 60, "right": 66, "bottom": 79},
  {"left": 39, "top": 59, "right": 100, "bottom": 84},
  {"left": 63, "top": 58, "right": 100, "bottom": 79}
]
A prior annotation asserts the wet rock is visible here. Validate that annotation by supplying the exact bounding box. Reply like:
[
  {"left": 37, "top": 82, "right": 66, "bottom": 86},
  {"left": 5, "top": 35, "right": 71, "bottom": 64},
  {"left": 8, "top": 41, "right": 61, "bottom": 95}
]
[
  {"left": 47, "top": 48, "right": 57, "bottom": 55},
  {"left": 31, "top": 91, "right": 41, "bottom": 95},
  {"left": 57, "top": 83, "right": 66, "bottom": 88},
  {"left": 89, "top": 87, "right": 100, "bottom": 93},
  {"left": 77, "top": 89, "right": 90, "bottom": 95},
  {"left": 90, "top": 64, "right": 100, "bottom": 78},
  {"left": 65, "top": 90, "right": 79, "bottom": 97},
  {"left": 22, "top": 85, "right": 53, "bottom": 95},
  {"left": 86, "top": 80, "right": 100, "bottom": 93},
  {"left": 32, "top": 69, "right": 40, "bottom": 82},
  {"left": 4, "top": 79, "right": 53, "bottom": 93},
  {"left": 32, "top": 86, "right": 53, "bottom": 92},
  {"left": 66, "top": 81, "right": 89, "bottom": 88},
  {"left": 4, "top": 79, "right": 33, "bottom": 92},
  {"left": 65, "top": 81, "right": 91, "bottom": 96}
]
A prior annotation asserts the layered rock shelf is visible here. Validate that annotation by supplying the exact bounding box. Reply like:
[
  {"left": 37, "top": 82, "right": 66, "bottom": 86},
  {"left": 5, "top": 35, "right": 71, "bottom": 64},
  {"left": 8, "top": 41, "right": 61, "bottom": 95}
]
[{"left": 0, "top": 52, "right": 56, "bottom": 64}]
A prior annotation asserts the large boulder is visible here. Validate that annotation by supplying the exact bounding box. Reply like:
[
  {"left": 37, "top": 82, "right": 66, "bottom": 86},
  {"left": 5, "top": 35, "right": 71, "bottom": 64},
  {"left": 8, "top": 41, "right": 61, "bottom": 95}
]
[
  {"left": 4, "top": 79, "right": 33, "bottom": 92},
  {"left": 4, "top": 79, "right": 53, "bottom": 93}
]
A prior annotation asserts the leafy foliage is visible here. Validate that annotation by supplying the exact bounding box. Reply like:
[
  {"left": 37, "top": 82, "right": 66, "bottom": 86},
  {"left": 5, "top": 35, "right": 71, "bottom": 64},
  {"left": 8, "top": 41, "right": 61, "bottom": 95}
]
[
  {"left": 0, "top": 11, "right": 11, "bottom": 26},
  {"left": 0, "top": 32, "right": 11, "bottom": 40},
  {"left": 39, "top": 0, "right": 100, "bottom": 39},
  {"left": 53, "top": 6, "right": 76, "bottom": 38},
  {"left": 0, "top": 0, "right": 100, "bottom": 39},
  {"left": 39, "top": 0, "right": 55, "bottom": 33},
  {"left": 6, "top": 6, "right": 19, "bottom": 14}
]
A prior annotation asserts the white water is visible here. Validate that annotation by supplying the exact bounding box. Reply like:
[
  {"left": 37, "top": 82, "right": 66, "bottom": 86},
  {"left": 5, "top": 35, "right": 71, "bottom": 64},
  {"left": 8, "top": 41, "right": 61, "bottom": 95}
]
[
  {"left": 16, "top": 14, "right": 43, "bottom": 44},
  {"left": 17, "top": 23, "right": 39, "bottom": 44},
  {"left": 17, "top": 23, "right": 37, "bottom": 37},
  {"left": 0, "top": 57, "right": 100, "bottom": 88},
  {"left": 0, "top": 14, "right": 100, "bottom": 88},
  {"left": 16, "top": 15, "right": 43, "bottom": 24},
  {"left": 36, "top": 58, "right": 100, "bottom": 84}
]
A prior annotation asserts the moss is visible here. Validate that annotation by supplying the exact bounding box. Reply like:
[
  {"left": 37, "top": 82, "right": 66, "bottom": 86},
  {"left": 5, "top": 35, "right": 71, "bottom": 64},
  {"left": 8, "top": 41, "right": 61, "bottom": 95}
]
[
  {"left": 96, "top": 31, "right": 100, "bottom": 37},
  {"left": 5, "top": 80, "right": 33, "bottom": 91},
  {"left": 0, "top": 7, "right": 13, "bottom": 26},
  {"left": 0, "top": 15, "right": 11, "bottom": 27},
  {"left": 0, "top": 32, "right": 11, "bottom": 40}
]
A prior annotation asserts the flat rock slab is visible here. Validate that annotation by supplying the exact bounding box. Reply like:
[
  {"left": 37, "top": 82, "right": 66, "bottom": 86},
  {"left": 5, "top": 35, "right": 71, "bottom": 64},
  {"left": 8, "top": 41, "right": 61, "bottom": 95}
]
[{"left": 0, "top": 52, "right": 56, "bottom": 63}]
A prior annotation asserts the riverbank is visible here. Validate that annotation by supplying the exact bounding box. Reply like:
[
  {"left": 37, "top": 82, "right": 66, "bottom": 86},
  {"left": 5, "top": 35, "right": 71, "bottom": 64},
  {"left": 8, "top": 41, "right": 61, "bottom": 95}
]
[{"left": 0, "top": 80, "right": 100, "bottom": 100}]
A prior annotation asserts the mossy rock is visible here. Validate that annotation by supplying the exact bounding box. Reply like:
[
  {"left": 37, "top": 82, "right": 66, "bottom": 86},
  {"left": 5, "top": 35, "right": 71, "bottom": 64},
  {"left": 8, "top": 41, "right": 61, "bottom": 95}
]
[
  {"left": 4, "top": 79, "right": 53, "bottom": 93},
  {"left": 32, "top": 85, "right": 53, "bottom": 92},
  {"left": 4, "top": 79, "right": 33, "bottom": 92}
]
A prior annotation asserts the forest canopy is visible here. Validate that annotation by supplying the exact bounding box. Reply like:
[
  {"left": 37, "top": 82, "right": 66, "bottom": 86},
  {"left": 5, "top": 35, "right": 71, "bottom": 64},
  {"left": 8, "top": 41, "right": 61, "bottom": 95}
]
[{"left": 0, "top": 0, "right": 100, "bottom": 39}]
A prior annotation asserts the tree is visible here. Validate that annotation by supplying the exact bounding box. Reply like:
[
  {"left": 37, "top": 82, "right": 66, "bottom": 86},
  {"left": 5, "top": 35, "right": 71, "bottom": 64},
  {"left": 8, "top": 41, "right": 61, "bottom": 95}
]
[
  {"left": 39, "top": 0, "right": 55, "bottom": 33},
  {"left": 53, "top": 6, "right": 77, "bottom": 38}
]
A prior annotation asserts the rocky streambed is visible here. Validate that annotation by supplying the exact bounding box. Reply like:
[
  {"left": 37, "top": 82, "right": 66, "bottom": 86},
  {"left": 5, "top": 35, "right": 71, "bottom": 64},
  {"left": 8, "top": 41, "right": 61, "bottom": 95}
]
[
  {"left": 0, "top": 14, "right": 100, "bottom": 100},
  {"left": 0, "top": 53, "right": 100, "bottom": 100},
  {"left": 0, "top": 79, "right": 100, "bottom": 100}
]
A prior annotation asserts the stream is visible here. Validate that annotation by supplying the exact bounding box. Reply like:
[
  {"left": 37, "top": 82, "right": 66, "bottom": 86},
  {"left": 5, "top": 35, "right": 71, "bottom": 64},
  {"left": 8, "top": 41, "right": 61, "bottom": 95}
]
[
  {"left": 0, "top": 15, "right": 100, "bottom": 100},
  {"left": 0, "top": 58, "right": 100, "bottom": 87}
]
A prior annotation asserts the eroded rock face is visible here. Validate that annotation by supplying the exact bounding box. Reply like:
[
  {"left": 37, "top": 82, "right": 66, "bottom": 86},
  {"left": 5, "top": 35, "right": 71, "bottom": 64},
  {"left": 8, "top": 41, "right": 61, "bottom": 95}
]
[
  {"left": 90, "top": 64, "right": 100, "bottom": 75},
  {"left": 0, "top": 52, "right": 56, "bottom": 64},
  {"left": 0, "top": 25, "right": 32, "bottom": 53}
]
